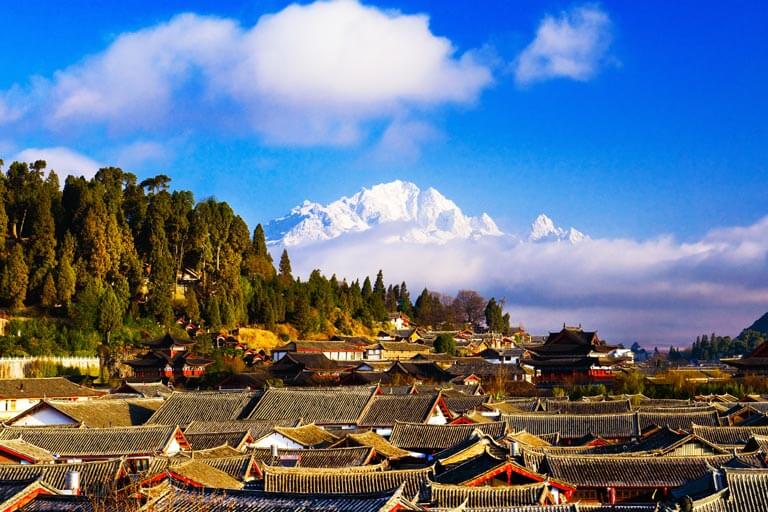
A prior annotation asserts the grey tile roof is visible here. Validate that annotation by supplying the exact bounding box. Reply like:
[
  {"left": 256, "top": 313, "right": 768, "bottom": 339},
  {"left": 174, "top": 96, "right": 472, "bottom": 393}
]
[
  {"left": 429, "top": 481, "right": 548, "bottom": 508},
  {"left": 358, "top": 394, "right": 441, "bottom": 427},
  {"left": 142, "top": 480, "right": 417, "bottom": 512},
  {"left": 0, "top": 459, "right": 125, "bottom": 496},
  {"left": 540, "top": 453, "right": 762, "bottom": 488},
  {"left": 247, "top": 387, "right": 376, "bottom": 424},
  {"left": 0, "top": 425, "right": 182, "bottom": 457},
  {"left": 503, "top": 412, "right": 639, "bottom": 439},
  {"left": 692, "top": 425, "right": 768, "bottom": 446},
  {"left": 251, "top": 446, "right": 374, "bottom": 468},
  {"left": 544, "top": 399, "right": 631, "bottom": 414},
  {"left": 263, "top": 466, "right": 432, "bottom": 502},
  {"left": 147, "top": 391, "right": 263, "bottom": 426},
  {"left": 389, "top": 421, "right": 507, "bottom": 451},
  {"left": 0, "top": 378, "right": 103, "bottom": 399}
]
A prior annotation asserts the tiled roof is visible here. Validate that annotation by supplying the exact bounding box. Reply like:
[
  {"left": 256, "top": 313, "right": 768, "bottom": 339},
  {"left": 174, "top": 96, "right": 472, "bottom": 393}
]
[
  {"left": 487, "top": 399, "right": 542, "bottom": 414},
  {"left": 389, "top": 421, "right": 507, "bottom": 451},
  {"left": 263, "top": 466, "right": 432, "bottom": 501},
  {"left": 184, "top": 431, "right": 250, "bottom": 451},
  {"left": 147, "top": 391, "right": 262, "bottom": 426},
  {"left": 0, "top": 438, "right": 54, "bottom": 463},
  {"left": 0, "top": 425, "right": 182, "bottom": 457},
  {"left": 116, "top": 381, "right": 173, "bottom": 398},
  {"left": 429, "top": 481, "right": 548, "bottom": 508},
  {"left": 271, "top": 424, "right": 338, "bottom": 447},
  {"left": 141, "top": 480, "right": 417, "bottom": 512},
  {"left": 0, "top": 459, "right": 124, "bottom": 495},
  {"left": 540, "top": 453, "right": 758, "bottom": 488},
  {"left": 11, "top": 398, "right": 164, "bottom": 427},
  {"left": 197, "top": 454, "right": 257, "bottom": 482},
  {"left": 167, "top": 460, "right": 244, "bottom": 489},
  {"left": 544, "top": 399, "right": 631, "bottom": 414},
  {"left": 358, "top": 394, "right": 441, "bottom": 427},
  {"left": 18, "top": 495, "right": 94, "bottom": 511},
  {"left": 502, "top": 412, "right": 639, "bottom": 439},
  {"left": 247, "top": 386, "right": 376, "bottom": 424},
  {"left": 339, "top": 431, "right": 411, "bottom": 459},
  {"left": 443, "top": 395, "right": 489, "bottom": 414},
  {"left": 184, "top": 419, "right": 300, "bottom": 440},
  {"left": 692, "top": 425, "right": 768, "bottom": 446},
  {"left": 638, "top": 409, "right": 720, "bottom": 430},
  {"left": 0, "top": 378, "right": 102, "bottom": 399},
  {"left": 251, "top": 446, "right": 374, "bottom": 467}
]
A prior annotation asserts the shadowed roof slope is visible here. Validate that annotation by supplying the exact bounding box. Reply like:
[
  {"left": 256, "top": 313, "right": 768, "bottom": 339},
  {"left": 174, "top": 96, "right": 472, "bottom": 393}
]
[{"left": 389, "top": 421, "right": 507, "bottom": 451}]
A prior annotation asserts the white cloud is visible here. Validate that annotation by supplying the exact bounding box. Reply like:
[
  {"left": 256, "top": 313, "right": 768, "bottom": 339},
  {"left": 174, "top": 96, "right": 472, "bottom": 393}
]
[
  {"left": 515, "top": 4, "right": 612, "bottom": 85},
  {"left": 114, "top": 140, "right": 172, "bottom": 169},
  {"left": 1, "top": 1, "right": 491, "bottom": 146},
  {"left": 371, "top": 119, "right": 440, "bottom": 162},
  {"left": 277, "top": 216, "right": 768, "bottom": 346},
  {"left": 13, "top": 147, "right": 102, "bottom": 179}
]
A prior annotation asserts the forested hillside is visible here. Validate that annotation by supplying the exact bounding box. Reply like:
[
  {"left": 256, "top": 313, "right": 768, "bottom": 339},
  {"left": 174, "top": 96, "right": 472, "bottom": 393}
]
[{"left": 0, "top": 160, "right": 511, "bottom": 358}]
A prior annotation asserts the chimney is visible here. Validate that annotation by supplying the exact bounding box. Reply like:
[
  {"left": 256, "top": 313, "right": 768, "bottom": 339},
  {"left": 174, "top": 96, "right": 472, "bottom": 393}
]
[
  {"left": 510, "top": 441, "right": 520, "bottom": 457},
  {"left": 63, "top": 470, "right": 80, "bottom": 495}
]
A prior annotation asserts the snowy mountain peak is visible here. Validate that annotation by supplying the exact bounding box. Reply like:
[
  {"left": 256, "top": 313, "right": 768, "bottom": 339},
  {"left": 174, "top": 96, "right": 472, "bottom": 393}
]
[
  {"left": 529, "top": 213, "right": 587, "bottom": 243},
  {"left": 265, "top": 180, "right": 502, "bottom": 246}
]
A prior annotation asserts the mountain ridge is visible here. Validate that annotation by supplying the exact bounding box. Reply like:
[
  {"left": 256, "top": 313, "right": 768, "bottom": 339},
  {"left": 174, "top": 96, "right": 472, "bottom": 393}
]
[{"left": 265, "top": 180, "right": 586, "bottom": 247}]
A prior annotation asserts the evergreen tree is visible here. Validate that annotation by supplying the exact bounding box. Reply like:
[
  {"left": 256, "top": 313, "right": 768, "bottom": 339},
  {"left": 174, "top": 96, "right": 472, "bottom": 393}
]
[
  {"left": 98, "top": 287, "right": 123, "bottom": 346},
  {"left": 2, "top": 244, "right": 28, "bottom": 311},
  {"left": 184, "top": 288, "right": 200, "bottom": 322},
  {"left": 56, "top": 245, "right": 77, "bottom": 307},
  {"left": 293, "top": 288, "right": 314, "bottom": 338},
  {"left": 398, "top": 281, "right": 413, "bottom": 316},
  {"left": 278, "top": 249, "right": 292, "bottom": 285},
  {"left": 72, "top": 278, "right": 104, "bottom": 331},
  {"left": 40, "top": 272, "right": 57, "bottom": 310},
  {"left": 206, "top": 296, "right": 222, "bottom": 330}
]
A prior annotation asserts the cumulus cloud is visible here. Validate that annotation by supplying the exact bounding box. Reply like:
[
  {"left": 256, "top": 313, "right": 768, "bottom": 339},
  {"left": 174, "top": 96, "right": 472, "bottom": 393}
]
[
  {"left": 0, "top": 1, "right": 491, "bottom": 146},
  {"left": 515, "top": 4, "right": 612, "bottom": 85},
  {"left": 278, "top": 217, "right": 768, "bottom": 346},
  {"left": 12, "top": 147, "right": 103, "bottom": 179}
]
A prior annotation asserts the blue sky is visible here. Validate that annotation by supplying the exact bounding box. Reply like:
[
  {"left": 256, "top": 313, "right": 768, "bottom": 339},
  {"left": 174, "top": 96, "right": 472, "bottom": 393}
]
[
  {"left": 1, "top": 1, "right": 766, "bottom": 240},
  {"left": 1, "top": 1, "right": 767, "bottom": 344}
]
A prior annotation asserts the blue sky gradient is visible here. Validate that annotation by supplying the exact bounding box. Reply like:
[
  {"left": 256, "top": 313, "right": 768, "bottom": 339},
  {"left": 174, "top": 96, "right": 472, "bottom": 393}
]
[
  {"left": 1, "top": 1, "right": 767, "bottom": 344},
  {"left": 1, "top": 1, "right": 765, "bottom": 239}
]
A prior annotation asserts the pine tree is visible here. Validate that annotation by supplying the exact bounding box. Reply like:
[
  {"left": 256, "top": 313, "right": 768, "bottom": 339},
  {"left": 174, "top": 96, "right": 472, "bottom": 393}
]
[
  {"left": 56, "top": 247, "right": 77, "bottom": 307},
  {"left": 40, "top": 272, "right": 57, "bottom": 310},
  {"left": 98, "top": 288, "right": 123, "bottom": 345},
  {"left": 206, "top": 296, "right": 222, "bottom": 329},
  {"left": 293, "top": 288, "right": 314, "bottom": 338},
  {"left": 398, "top": 282, "right": 413, "bottom": 316},
  {"left": 278, "top": 249, "right": 292, "bottom": 286},
  {"left": 2, "top": 244, "right": 29, "bottom": 312},
  {"left": 184, "top": 288, "right": 200, "bottom": 322}
]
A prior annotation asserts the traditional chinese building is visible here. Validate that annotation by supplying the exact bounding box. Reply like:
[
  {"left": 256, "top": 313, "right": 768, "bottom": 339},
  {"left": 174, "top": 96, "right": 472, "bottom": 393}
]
[
  {"left": 723, "top": 341, "right": 768, "bottom": 377},
  {"left": 125, "top": 334, "right": 214, "bottom": 382},
  {"left": 520, "top": 325, "right": 633, "bottom": 385}
]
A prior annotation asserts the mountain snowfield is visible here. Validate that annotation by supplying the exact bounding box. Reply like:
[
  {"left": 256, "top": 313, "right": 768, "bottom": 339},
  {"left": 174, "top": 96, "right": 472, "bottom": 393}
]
[{"left": 264, "top": 180, "right": 585, "bottom": 246}]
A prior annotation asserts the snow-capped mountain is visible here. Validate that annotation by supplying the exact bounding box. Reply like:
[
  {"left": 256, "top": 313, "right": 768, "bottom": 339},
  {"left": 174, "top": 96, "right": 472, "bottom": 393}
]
[
  {"left": 528, "top": 213, "right": 587, "bottom": 243},
  {"left": 265, "top": 180, "right": 503, "bottom": 246}
]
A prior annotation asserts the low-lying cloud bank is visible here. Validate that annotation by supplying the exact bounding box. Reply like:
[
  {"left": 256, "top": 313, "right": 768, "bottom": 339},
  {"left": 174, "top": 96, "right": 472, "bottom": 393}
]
[{"left": 278, "top": 217, "right": 768, "bottom": 346}]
